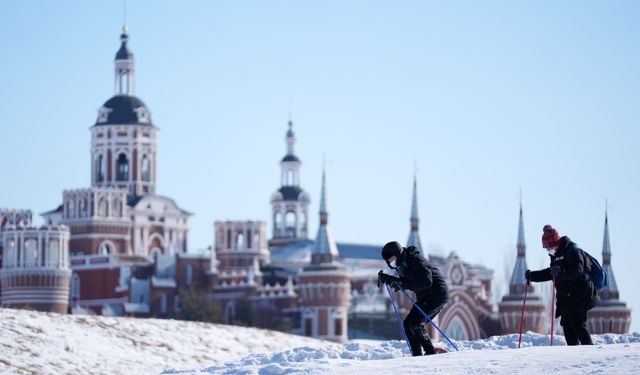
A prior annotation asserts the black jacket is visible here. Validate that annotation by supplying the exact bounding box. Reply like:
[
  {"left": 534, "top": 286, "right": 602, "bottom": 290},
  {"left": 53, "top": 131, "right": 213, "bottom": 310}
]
[
  {"left": 529, "top": 236, "right": 597, "bottom": 318},
  {"left": 396, "top": 246, "right": 448, "bottom": 303}
]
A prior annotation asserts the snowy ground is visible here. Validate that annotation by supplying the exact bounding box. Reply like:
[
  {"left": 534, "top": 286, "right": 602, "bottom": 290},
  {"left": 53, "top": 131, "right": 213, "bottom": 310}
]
[
  {"left": 0, "top": 308, "right": 327, "bottom": 374},
  {"left": 165, "top": 332, "right": 640, "bottom": 375},
  {"left": 2, "top": 308, "right": 639, "bottom": 375}
]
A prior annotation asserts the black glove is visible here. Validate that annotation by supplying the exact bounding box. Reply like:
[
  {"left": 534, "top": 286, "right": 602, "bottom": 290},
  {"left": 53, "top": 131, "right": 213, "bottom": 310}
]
[
  {"left": 378, "top": 270, "right": 402, "bottom": 289},
  {"left": 550, "top": 266, "right": 561, "bottom": 278},
  {"left": 524, "top": 269, "right": 531, "bottom": 284}
]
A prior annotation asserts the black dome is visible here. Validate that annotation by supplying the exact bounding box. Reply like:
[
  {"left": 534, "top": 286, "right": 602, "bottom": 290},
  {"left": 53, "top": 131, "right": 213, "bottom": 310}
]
[
  {"left": 278, "top": 186, "right": 304, "bottom": 201},
  {"left": 281, "top": 154, "right": 301, "bottom": 163},
  {"left": 116, "top": 33, "right": 134, "bottom": 60},
  {"left": 96, "top": 95, "right": 153, "bottom": 126}
]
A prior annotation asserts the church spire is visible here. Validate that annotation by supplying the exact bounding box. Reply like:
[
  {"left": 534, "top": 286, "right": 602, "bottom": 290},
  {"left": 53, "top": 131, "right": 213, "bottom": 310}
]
[
  {"left": 509, "top": 200, "right": 531, "bottom": 294},
  {"left": 600, "top": 206, "right": 620, "bottom": 300},
  {"left": 406, "top": 172, "right": 424, "bottom": 256},
  {"left": 311, "top": 167, "right": 339, "bottom": 264}
]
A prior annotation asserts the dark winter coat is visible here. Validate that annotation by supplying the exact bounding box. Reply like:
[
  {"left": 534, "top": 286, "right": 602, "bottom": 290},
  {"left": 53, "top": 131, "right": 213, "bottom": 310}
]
[
  {"left": 396, "top": 246, "right": 449, "bottom": 304},
  {"left": 529, "top": 236, "right": 597, "bottom": 318}
]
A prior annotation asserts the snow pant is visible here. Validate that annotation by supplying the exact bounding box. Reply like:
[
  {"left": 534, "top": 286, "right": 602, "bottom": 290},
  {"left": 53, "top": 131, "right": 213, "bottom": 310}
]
[
  {"left": 561, "top": 310, "right": 593, "bottom": 346},
  {"left": 403, "top": 299, "right": 445, "bottom": 356}
]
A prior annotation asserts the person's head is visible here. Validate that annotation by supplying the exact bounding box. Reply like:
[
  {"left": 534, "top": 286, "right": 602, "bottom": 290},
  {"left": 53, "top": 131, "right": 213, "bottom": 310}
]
[
  {"left": 381, "top": 241, "right": 403, "bottom": 269},
  {"left": 541, "top": 224, "right": 561, "bottom": 255}
]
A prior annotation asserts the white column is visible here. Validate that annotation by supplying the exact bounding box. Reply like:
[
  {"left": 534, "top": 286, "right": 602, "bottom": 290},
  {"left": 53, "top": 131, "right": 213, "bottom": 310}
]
[{"left": 37, "top": 231, "right": 43, "bottom": 268}]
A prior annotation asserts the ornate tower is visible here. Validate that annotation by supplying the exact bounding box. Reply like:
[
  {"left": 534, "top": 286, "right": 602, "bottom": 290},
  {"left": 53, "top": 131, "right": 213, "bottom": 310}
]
[
  {"left": 269, "top": 120, "right": 310, "bottom": 247},
  {"left": 498, "top": 202, "right": 546, "bottom": 334},
  {"left": 587, "top": 209, "right": 631, "bottom": 333},
  {"left": 298, "top": 169, "right": 350, "bottom": 342},
  {"left": 0, "top": 225, "right": 72, "bottom": 313},
  {"left": 92, "top": 26, "right": 158, "bottom": 197},
  {"left": 406, "top": 173, "right": 425, "bottom": 256}
]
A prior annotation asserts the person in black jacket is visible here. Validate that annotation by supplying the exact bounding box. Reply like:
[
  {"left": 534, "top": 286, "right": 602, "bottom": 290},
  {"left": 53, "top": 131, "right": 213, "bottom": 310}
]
[
  {"left": 378, "top": 241, "right": 449, "bottom": 356},
  {"left": 525, "top": 225, "right": 597, "bottom": 346}
]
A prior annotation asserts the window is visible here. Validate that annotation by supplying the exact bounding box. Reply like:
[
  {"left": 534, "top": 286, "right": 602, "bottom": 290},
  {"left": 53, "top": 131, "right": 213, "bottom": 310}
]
[
  {"left": 334, "top": 319, "right": 343, "bottom": 336},
  {"left": 142, "top": 155, "right": 150, "bottom": 182},
  {"left": 6, "top": 239, "right": 16, "bottom": 268},
  {"left": 285, "top": 212, "right": 296, "bottom": 236},
  {"left": 112, "top": 198, "right": 121, "bottom": 217},
  {"left": 286, "top": 170, "right": 294, "bottom": 185},
  {"left": 305, "top": 318, "right": 313, "bottom": 336},
  {"left": 160, "top": 293, "right": 167, "bottom": 314},
  {"left": 99, "top": 241, "right": 114, "bottom": 255},
  {"left": 98, "top": 198, "right": 108, "bottom": 217},
  {"left": 246, "top": 231, "right": 252, "bottom": 249},
  {"left": 96, "top": 155, "right": 105, "bottom": 182},
  {"left": 275, "top": 212, "right": 283, "bottom": 230},
  {"left": 71, "top": 273, "right": 80, "bottom": 299},
  {"left": 236, "top": 233, "right": 245, "bottom": 249},
  {"left": 186, "top": 264, "right": 193, "bottom": 286},
  {"left": 446, "top": 317, "right": 468, "bottom": 341},
  {"left": 117, "top": 154, "right": 129, "bottom": 181},
  {"left": 25, "top": 239, "right": 37, "bottom": 267},
  {"left": 49, "top": 240, "right": 59, "bottom": 267},
  {"left": 66, "top": 200, "right": 75, "bottom": 218}
]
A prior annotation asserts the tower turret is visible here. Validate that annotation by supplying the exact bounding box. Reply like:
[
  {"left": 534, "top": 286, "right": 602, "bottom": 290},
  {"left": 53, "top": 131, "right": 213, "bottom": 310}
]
[
  {"left": 587, "top": 208, "right": 631, "bottom": 333},
  {"left": 406, "top": 173, "right": 425, "bottom": 256},
  {"left": 269, "top": 120, "right": 310, "bottom": 246},
  {"left": 498, "top": 201, "right": 546, "bottom": 334}
]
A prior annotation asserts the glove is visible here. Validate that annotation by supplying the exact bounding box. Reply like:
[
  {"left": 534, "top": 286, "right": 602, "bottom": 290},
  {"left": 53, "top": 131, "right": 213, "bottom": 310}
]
[
  {"left": 524, "top": 269, "right": 531, "bottom": 284},
  {"left": 550, "top": 266, "right": 561, "bottom": 278},
  {"left": 378, "top": 270, "right": 401, "bottom": 289}
]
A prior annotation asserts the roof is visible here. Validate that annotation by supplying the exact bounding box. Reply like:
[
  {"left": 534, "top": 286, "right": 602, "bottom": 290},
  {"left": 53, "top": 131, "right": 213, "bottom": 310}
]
[
  {"left": 95, "top": 95, "right": 152, "bottom": 126},
  {"left": 116, "top": 33, "right": 133, "bottom": 60},
  {"left": 277, "top": 186, "right": 305, "bottom": 201},
  {"left": 281, "top": 154, "right": 300, "bottom": 163},
  {"left": 41, "top": 204, "right": 63, "bottom": 216}
]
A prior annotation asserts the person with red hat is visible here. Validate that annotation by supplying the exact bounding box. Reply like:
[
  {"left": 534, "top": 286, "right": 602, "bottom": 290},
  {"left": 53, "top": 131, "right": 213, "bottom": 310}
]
[
  {"left": 378, "top": 241, "right": 449, "bottom": 356},
  {"left": 525, "top": 225, "right": 597, "bottom": 345}
]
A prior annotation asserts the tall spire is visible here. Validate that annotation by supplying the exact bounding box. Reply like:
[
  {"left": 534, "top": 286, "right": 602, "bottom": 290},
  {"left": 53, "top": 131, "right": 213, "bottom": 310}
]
[
  {"left": 600, "top": 207, "right": 619, "bottom": 300},
  {"left": 509, "top": 200, "right": 531, "bottom": 294},
  {"left": 311, "top": 167, "right": 339, "bottom": 264},
  {"left": 407, "top": 171, "right": 424, "bottom": 256},
  {"left": 114, "top": 26, "right": 135, "bottom": 95}
]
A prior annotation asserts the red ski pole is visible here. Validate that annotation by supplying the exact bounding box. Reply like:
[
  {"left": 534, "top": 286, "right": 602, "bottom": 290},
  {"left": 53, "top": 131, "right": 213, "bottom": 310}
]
[
  {"left": 518, "top": 281, "right": 529, "bottom": 349},
  {"left": 550, "top": 276, "right": 556, "bottom": 346}
]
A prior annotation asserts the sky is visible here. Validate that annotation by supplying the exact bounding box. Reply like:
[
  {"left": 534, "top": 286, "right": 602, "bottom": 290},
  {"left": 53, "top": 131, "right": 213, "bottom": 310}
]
[{"left": 0, "top": 1, "right": 638, "bottom": 330}]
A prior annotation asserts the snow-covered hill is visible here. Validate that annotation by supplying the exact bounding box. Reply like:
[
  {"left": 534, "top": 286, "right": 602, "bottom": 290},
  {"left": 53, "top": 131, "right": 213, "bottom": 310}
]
[
  {"left": 168, "top": 333, "right": 640, "bottom": 374},
  {"left": 0, "top": 308, "right": 327, "bottom": 374},
  {"left": 2, "top": 308, "right": 639, "bottom": 375}
]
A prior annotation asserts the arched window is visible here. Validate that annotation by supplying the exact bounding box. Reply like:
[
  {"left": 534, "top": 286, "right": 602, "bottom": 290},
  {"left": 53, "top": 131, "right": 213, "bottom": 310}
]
[
  {"left": 79, "top": 197, "right": 87, "bottom": 217},
  {"left": 66, "top": 199, "right": 75, "bottom": 218},
  {"left": 112, "top": 198, "right": 121, "bottom": 217},
  {"left": 71, "top": 273, "right": 80, "bottom": 299},
  {"left": 49, "top": 239, "right": 59, "bottom": 267},
  {"left": 286, "top": 170, "right": 294, "bottom": 186},
  {"left": 24, "top": 239, "right": 38, "bottom": 267},
  {"left": 117, "top": 154, "right": 129, "bottom": 181},
  {"left": 236, "top": 232, "right": 245, "bottom": 249},
  {"left": 285, "top": 212, "right": 296, "bottom": 229},
  {"left": 275, "top": 212, "right": 283, "bottom": 230},
  {"left": 99, "top": 241, "right": 114, "bottom": 255},
  {"left": 445, "top": 316, "right": 468, "bottom": 341},
  {"left": 142, "top": 155, "right": 150, "bottom": 182},
  {"left": 5, "top": 239, "right": 16, "bottom": 268},
  {"left": 98, "top": 198, "right": 108, "bottom": 217},
  {"left": 96, "top": 155, "right": 105, "bottom": 183}
]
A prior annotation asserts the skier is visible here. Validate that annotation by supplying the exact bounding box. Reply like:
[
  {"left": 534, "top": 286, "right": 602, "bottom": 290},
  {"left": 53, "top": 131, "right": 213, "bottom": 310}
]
[
  {"left": 525, "top": 225, "right": 597, "bottom": 345},
  {"left": 378, "top": 241, "right": 449, "bottom": 356}
]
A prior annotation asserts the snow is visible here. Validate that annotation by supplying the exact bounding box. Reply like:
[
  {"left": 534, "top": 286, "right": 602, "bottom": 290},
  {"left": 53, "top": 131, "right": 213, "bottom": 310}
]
[
  {"left": 1, "top": 307, "right": 639, "bottom": 374},
  {"left": 168, "top": 332, "right": 640, "bottom": 374},
  {"left": 0, "top": 308, "right": 327, "bottom": 374}
]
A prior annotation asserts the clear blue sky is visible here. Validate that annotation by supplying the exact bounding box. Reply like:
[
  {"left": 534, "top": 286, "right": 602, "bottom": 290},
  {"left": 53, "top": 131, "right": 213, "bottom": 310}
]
[{"left": 1, "top": 1, "right": 638, "bottom": 330}]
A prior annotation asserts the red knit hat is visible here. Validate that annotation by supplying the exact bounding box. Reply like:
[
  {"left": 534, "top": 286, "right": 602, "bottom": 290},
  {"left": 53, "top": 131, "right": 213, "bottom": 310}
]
[{"left": 541, "top": 225, "right": 560, "bottom": 248}]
